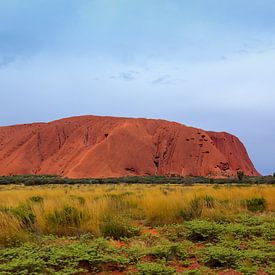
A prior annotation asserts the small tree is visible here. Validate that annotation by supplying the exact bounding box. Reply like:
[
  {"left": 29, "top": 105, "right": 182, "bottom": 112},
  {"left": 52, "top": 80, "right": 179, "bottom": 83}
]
[
  {"left": 209, "top": 178, "right": 214, "bottom": 184},
  {"left": 273, "top": 172, "right": 275, "bottom": 178},
  {"left": 237, "top": 170, "right": 244, "bottom": 181}
]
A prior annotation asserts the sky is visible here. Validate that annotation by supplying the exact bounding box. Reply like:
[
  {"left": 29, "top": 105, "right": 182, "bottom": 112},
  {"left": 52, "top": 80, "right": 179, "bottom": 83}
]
[{"left": 0, "top": 0, "right": 274, "bottom": 175}]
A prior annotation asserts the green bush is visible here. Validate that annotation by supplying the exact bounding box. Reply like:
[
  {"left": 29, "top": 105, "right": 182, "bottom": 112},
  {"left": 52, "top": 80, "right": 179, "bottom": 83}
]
[
  {"left": 242, "top": 249, "right": 271, "bottom": 265},
  {"left": 186, "top": 220, "right": 224, "bottom": 242},
  {"left": 226, "top": 223, "right": 273, "bottom": 240},
  {"left": 46, "top": 205, "right": 88, "bottom": 235},
  {"left": 203, "top": 195, "right": 215, "bottom": 208},
  {"left": 225, "top": 223, "right": 251, "bottom": 239},
  {"left": 200, "top": 245, "right": 241, "bottom": 267},
  {"left": 182, "top": 270, "right": 202, "bottom": 275},
  {"left": 236, "top": 249, "right": 274, "bottom": 275},
  {"left": 0, "top": 231, "right": 32, "bottom": 248},
  {"left": 180, "top": 197, "right": 203, "bottom": 220},
  {"left": 0, "top": 239, "right": 129, "bottom": 274},
  {"left": 236, "top": 264, "right": 259, "bottom": 275},
  {"left": 246, "top": 197, "right": 267, "bottom": 212},
  {"left": 100, "top": 215, "right": 140, "bottom": 240},
  {"left": 237, "top": 170, "right": 244, "bottom": 181},
  {"left": 29, "top": 196, "right": 44, "bottom": 204},
  {"left": 160, "top": 224, "right": 189, "bottom": 242},
  {"left": 137, "top": 262, "right": 175, "bottom": 275},
  {"left": 10, "top": 204, "right": 36, "bottom": 229},
  {"left": 146, "top": 242, "right": 188, "bottom": 261},
  {"left": 70, "top": 195, "right": 85, "bottom": 205}
]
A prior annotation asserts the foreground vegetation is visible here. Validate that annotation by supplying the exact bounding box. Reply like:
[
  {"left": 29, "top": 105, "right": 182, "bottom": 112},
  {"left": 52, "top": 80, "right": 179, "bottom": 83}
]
[{"left": 0, "top": 184, "right": 274, "bottom": 274}]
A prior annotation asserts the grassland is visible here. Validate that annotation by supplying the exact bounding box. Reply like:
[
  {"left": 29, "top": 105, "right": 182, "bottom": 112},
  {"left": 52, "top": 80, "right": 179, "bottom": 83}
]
[{"left": 0, "top": 184, "right": 274, "bottom": 274}]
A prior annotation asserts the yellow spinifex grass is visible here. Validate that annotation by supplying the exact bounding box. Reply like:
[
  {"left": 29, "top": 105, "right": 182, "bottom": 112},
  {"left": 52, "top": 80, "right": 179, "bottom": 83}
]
[{"left": 0, "top": 184, "right": 274, "bottom": 241}]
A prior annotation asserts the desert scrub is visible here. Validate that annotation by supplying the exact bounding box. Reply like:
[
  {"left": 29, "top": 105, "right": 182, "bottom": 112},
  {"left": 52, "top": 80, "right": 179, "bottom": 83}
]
[
  {"left": 146, "top": 242, "right": 188, "bottom": 261},
  {"left": 236, "top": 249, "right": 275, "bottom": 275},
  {"left": 246, "top": 197, "right": 267, "bottom": 212},
  {"left": 200, "top": 245, "right": 242, "bottom": 268},
  {"left": 203, "top": 195, "right": 215, "bottom": 208},
  {"left": 70, "top": 195, "right": 86, "bottom": 205},
  {"left": 45, "top": 205, "right": 89, "bottom": 236},
  {"left": 159, "top": 224, "right": 188, "bottom": 241},
  {"left": 124, "top": 238, "right": 189, "bottom": 263},
  {"left": 100, "top": 214, "right": 140, "bottom": 240},
  {"left": 181, "top": 269, "right": 214, "bottom": 275},
  {"left": 247, "top": 238, "right": 275, "bottom": 253},
  {"left": 179, "top": 197, "right": 203, "bottom": 220},
  {"left": 0, "top": 238, "right": 129, "bottom": 274},
  {"left": 0, "top": 184, "right": 274, "bottom": 246},
  {"left": 226, "top": 222, "right": 274, "bottom": 240},
  {"left": 185, "top": 220, "right": 224, "bottom": 242},
  {"left": 0, "top": 211, "right": 31, "bottom": 247},
  {"left": 28, "top": 195, "right": 44, "bottom": 204},
  {"left": 137, "top": 262, "right": 175, "bottom": 274},
  {"left": 9, "top": 203, "right": 36, "bottom": 229}
]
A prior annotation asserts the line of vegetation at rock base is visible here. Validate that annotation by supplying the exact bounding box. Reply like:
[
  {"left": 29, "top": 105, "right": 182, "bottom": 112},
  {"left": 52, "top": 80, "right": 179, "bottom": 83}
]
[
  {"left": 0, "top": 184, "right": 274, "bottom": 274},
  {"left": 0, "top": 174, "right": 275, "bottom": 185}
]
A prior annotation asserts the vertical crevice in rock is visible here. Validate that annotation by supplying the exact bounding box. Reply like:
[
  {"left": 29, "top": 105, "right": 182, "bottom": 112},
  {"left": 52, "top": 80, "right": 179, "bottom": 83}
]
[
  {"left": 84, "top": 127, "right": 90, "bottom": 146},
  {"left": 37, "top": 132, "right": 44, "bottom": 162},
  {"left": 153, "top": 156, "right": 160, "bottom": 175}
]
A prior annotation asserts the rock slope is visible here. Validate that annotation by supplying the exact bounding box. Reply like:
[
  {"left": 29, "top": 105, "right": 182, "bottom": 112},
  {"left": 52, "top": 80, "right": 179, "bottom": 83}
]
[{"left": 0, "top": 115, "right": 259, "bottom": 178}]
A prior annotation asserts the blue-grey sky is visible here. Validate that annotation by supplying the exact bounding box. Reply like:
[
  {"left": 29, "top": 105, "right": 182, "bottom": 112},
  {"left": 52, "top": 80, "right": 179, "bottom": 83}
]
[{"left": 0, "top": 0, "right": 274, "bottom": 175}]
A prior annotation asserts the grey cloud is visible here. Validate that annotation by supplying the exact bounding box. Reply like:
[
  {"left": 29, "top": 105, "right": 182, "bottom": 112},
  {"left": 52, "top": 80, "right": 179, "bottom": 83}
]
[
  {"left": 110, "top": 71, "right": 139, "bottom": 81},
  {"left": 0, "top": 55, "right": 15, "bottom": 68},
  {"left": 152, "top": 75, "right": 171, "bottom": 85},
  {"left": 120, "top": 72, "right": 136, "bottom": 80}
]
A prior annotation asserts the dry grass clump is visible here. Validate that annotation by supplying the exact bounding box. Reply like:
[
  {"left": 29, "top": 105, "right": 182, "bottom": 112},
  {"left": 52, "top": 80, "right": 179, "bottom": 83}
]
[
  {"left": 0, "top": 184, "right": 274, "bottom": 246},
  {"left": 0, "top": 211, "right": 31, "bottom": 246}
]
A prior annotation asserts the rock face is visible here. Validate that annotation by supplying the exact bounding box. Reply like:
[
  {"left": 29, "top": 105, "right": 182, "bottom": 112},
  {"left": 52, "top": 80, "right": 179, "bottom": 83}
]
[{"left": 0, "top": 115, "right": 259, "bottom": 178}]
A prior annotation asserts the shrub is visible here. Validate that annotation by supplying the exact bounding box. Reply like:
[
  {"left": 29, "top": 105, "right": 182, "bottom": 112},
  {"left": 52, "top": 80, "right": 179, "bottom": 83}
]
[
  {"left": 242, "top": 249, "right": 271, "bottom": 265},
  {"left": 182, "top": 270, "right": 202, "bottom": 275},
  {"left": 237, "top": 214, "right": 264, "bottom": 226},
  {"left": 203, "top": 195, "right": 215, "bottom": 208},
  {"left": 0, "top": 253, "right": 47, "bottom": 274},
  {"left": 246, "top": 197, "right": 266, "bottom": 212},
  {"left": 147, "top": 242, "right": 188, "bottom": 261},
  {"left": 70, "top": 195, "right": 85, "bottom": 205},
  {"left": 29, "top": 196, "right": 44, "bottom": 204},
  {"left": 225, "top": 223, "right": 252, "bottom": 239},
  {"left": 208, "top": 178, "right": 214, "bottom": 184},
  {"left": 0, "top": 239, "right": 129, "bottom": 274},
  {"left": 236, "top": 264, "right": 259, "bottom": 275},
  {"left": 200, "top": 245, "right": 241, "bottom": 267},
  {"left": 0, "top": 231, "right": 31, "bottom": 248},
  {"left": 100, "top": 215, "right": 140, "bottom": 240},
  {"left": 186, "top": 220, "right": 224, "bottom": 242},
  {"left": 137, "top": 262, "right": 175, "bottom": 275},
  {"left": 236, "top": 249, "right": 273, "bottom": 275},
  {"left": 46, "top": 206, "right": 88, "bottom": 235},
  {"left": 232, "top": 223, "right": 273, "bottom": 240},
  {"left": 237, "top": 170, "right": 244, "bottom": 181},
  {"left": 10, "top": 204, "right": 36, "bottom": 229},
  {"left": 147, "top": 244, "right": 177, "bottom": 261},
  {"left": 180, "top": 197, "right": 203, "bottom": 220}
]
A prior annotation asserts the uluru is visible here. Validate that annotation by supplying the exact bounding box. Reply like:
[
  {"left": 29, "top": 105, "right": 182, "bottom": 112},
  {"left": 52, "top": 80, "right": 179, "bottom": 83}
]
[{"left": 0, "top": 115, "right": 259, "bottom": 178}]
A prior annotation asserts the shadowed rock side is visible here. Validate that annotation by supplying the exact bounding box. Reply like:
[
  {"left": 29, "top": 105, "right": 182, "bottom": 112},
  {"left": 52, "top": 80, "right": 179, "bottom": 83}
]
[{"left": 0, "top": 115, "right": 260, "bottom": 178}]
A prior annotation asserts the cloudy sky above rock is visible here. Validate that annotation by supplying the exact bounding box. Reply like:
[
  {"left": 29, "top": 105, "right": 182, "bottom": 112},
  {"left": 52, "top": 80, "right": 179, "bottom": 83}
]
[{"left": 0, "top": 0, "right": 274, "bottom": 174}]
